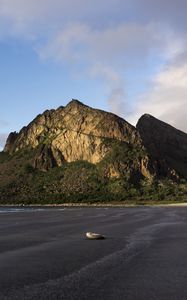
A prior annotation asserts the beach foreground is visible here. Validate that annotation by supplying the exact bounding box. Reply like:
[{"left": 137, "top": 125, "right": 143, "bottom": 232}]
[{"left": 1, "top": 206, "right": 187, "bottom": 299}]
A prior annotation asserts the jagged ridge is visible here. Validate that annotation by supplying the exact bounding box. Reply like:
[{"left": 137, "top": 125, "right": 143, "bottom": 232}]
[
  {"left": 1, "top": 100, "right": 187, "bottom": 204},
  {"left": 4, "top": 99, "right": 148, "bottom": 175},
  {"left": 137, "top": 114, "right": 187, "bottom": 179}
]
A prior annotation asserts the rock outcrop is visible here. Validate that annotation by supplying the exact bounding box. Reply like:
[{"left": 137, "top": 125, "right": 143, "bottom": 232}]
[
  {"left": 32, "top": 144, "right": 64, "bottom": 171},
  {"left": 4, "top": 100, "right": 147, "bottom": 177},
  {"left": 137, "top": 114, "right": 187, "bottom": 179},
  {"left": 6, "top": 100, "right": 187, "bottom": 181},
  {"left": 4, "top": 131, "right": 18, "bottom": 153},
  {"left": 2, "top": 100, "right": 187, "bottom": 203}
]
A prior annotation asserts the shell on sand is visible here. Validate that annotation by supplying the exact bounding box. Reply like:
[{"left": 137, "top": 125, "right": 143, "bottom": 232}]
[{"left": 86, "top": 232, "right": 105, "bottom": 240}]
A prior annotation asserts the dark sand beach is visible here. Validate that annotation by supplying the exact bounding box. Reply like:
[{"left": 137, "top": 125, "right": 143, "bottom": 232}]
[{"left": 0, "top": 206, "right": 187, "bottom": 299}]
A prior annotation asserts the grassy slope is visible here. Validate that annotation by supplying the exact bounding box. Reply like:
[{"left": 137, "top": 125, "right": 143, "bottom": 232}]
[{"left": 0, "top": 144, "right": 187, "bottom": 205}]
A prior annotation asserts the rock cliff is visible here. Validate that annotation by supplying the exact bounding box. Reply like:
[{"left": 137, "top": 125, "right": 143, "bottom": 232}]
[
  {"left": 1, "top": 100, "right": 187, "bottom": 203},
  {"left": 137, "top": 114, "right": 187, "bottom": 179},
  {"left": 4, "top": 100, "right": 149, "bottom": 177}
]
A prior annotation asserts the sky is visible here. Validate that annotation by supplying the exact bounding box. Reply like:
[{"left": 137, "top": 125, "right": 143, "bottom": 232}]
[{"left": 1, "top": 0, "right": 187, "bottom": 149}]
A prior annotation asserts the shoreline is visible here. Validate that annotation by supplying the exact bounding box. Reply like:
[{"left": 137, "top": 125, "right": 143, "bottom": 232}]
[{"left": 1, "top": 202, "right": 187, "bottom": 208}]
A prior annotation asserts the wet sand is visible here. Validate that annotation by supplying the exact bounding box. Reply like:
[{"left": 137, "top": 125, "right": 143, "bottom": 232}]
[{"left": 0, "top": 206, "right": 187, "bottom": 299}]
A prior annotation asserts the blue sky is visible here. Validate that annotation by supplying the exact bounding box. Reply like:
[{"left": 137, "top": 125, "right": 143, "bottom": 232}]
[{"left": 1, "top": 0, "right": 187, "bottom": 148}]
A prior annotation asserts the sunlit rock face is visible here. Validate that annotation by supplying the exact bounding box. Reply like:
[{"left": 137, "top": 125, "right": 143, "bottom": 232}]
[
  {"left": 4, "top": 100, "right": 144, "bottom": 171},
  {"left": 137, "top": 114, "right": 187, "bottom": 179},
  {"left": 5, "top": 99, "right": 186, "bottom": 181}
]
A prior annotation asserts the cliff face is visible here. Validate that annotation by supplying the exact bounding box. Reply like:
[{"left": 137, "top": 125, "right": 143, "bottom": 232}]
[
  {"left": 4, "top": 131, "right": 18, "bottom": 153},
  {"left": 5, "top": 100, "right": 187, "bottom": 182},
  {"left": 2, "top": 100, "right": 187, "bottom": 203},
  {"left": 137, "top": 114, "right": 187, "bottom": 179},
  {"left": 4, "top": 100, "right": 147, "bottom": 175}
]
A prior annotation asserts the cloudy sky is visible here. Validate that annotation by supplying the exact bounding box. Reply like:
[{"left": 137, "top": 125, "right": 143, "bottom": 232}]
[{"left": 0, "top": 0, "right": 187, "bottom": 148}]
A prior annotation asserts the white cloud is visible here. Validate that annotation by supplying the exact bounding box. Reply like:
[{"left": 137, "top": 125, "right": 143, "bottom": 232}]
[
  {"left": 1, "top": 0, "right": 187, "bottom": 132},
  {"left": 37, "top": 22, "right": 171, "bottom": 114},
  {"left": 128, "top": 60, "right": 187, "bottom": 133},
  {"left": 107, "top": 87, "right": 127, "bottom": 117},
  {"left": 38, "top": 22, "right": 163, "bottom": 65},
  {"left": 0, "top": 0, "right": 126, "bottom": 37},
  {"left": 2, "top": 0, "right": 187, "bottom": 34}
]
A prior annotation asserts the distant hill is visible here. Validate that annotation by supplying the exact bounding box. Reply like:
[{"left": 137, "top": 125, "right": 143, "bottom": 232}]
[
  {"left": 137, "top": 114, "right": 187, "bottom": 179},
  {"left": 1, "top": 100, "right": 187, "bottom": 204}
]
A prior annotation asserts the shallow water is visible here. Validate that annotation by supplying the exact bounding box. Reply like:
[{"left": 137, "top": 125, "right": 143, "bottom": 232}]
[{"left": 0, "top": 207, "right": 45, "bottom": 213}]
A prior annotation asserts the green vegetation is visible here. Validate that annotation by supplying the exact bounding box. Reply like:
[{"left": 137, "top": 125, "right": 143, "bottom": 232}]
[
  {"left": 0, "top": 151, "right": 10, "bottom": 163},
  {"left": 98, "top": 140, "right": 146, "bottom": 183},
  {"left": 0, "top": 147, "right": 187, "bottom": 205}
]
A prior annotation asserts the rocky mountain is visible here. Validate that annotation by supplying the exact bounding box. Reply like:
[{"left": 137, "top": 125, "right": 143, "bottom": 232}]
[
  {"left": 137, "top": 114, "right": 187, "bottom": 180},
  {"left": 4, "top": 99, "right": 140, "bottom": 156},
  {"left": 1, "top": 100, "right": 187, "bottom": 204},
  {"left": 4, "top": 99, "right": 150, "bottom": 177}
]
